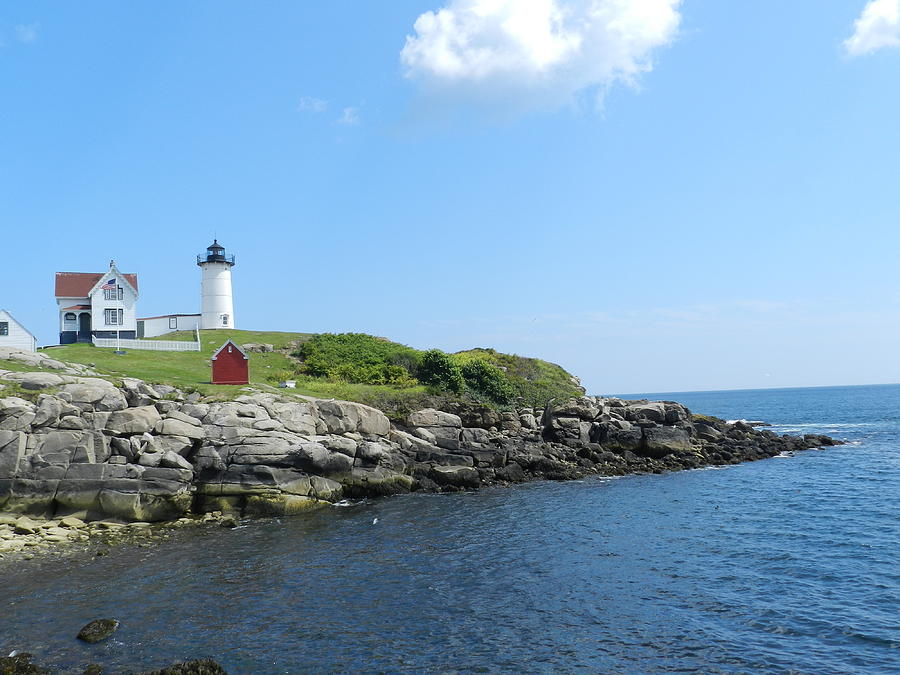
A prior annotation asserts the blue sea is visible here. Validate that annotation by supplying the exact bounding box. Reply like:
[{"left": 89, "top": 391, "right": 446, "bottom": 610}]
[{"left": 1, "top": 384, "right": 898, "bottom": 674}]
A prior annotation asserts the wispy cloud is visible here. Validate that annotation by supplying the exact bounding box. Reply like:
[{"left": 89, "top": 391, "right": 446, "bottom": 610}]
[
  {"left": 297, "top": 96, "right": 328, "bottom": 113},
  {"left": 337, "top": 106, "right": 360, "bottom": 126},
  {"left": 14, "top": 23, "right": 39, "bottom": 44},
  {"left": 844, "top": 0, "right": 900, "bottom": 56},
  {"left": 400, "top": 0, "right": 682, "bottom": 115}
]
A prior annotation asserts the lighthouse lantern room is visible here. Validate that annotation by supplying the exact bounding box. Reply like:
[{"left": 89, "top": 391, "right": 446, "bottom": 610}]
[{"left": 197, "top": 239, "right": 236, "bottom": 330}]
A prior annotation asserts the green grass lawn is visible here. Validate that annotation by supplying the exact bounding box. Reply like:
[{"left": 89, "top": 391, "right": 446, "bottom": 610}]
[
  {"left": 23, "top": 328, "right": 582, "bottom": 415},
  {"left": 42, "top": 330, "right": 310, "bottom": 397}
]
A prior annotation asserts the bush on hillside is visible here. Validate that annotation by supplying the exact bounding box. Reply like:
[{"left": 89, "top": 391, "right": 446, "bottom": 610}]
[
  {"left": 295, "top": 333, "right": 420, "bottom": 387},
  {"left": 460, "top": 360, "right": 516, "bottom": 405},
  {"left": 418, "top": 349, "right": 464, "bottom": 394}
]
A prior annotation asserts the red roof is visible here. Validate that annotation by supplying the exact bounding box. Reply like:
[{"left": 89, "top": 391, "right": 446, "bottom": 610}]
[
  {"left": 55, "top": 272, "right": 139, "bottom": 298},
  {"left": 61, "top": 304, "right": 91, "bottom": 311}
]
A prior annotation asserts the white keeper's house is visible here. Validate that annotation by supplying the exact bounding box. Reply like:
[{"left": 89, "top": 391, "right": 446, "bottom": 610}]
[
  {"left": 0, "top": 309, "right": 37, "bottom": 352},
  {"left": 55, "top": 260, "right": 139, "bottom": 344},
  {"left": 55, "top": 241, "right": 237, "bottom": 345}
]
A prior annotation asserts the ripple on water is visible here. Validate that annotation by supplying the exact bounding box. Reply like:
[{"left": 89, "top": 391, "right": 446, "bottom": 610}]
[{"left": 1, "top": 385, "right": 899, "bottom": 673}]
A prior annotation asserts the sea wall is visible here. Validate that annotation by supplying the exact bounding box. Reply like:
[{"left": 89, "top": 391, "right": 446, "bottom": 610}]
[{"left": 0, "top": 364, "right": 840, "bottom": 523}]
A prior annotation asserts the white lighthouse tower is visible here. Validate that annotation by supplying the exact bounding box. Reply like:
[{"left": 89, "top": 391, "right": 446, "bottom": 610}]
[{"left": 197, "top": 239, "right": 235, "bottom": 330}]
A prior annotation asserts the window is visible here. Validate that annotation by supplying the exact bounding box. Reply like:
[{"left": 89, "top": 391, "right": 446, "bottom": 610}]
[
  {"left": 0, "top": 322, "right": 7, "bottom": 336},
  {"left": 169, "top": 317, "right": 178, "bottom": 330},
  {"left": 104, "top": 309, "right": 123, "bottom": 325},
  {"left": 221, "top": 314, "right": 229, "bottom": 326},
  {"left": 64, "top": 313, "right": 77, "bottom": 321},
  {"left": 104, "top": 287, "right": 124, "bottom": 300}
]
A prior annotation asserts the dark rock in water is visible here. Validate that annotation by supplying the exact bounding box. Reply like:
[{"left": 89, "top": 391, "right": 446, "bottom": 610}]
[
  {"left": 82, "top": 665, "right": 103, "bottom": 675},
  {"left": 0, "top": 652, "right": 50, "bottom": 674},
  {"left": 76, "top": 618, "right": 119, "bottom": 643},
  {"left": 641, "top": 427, "right": 691, "bottom": 459},
  {"left": 135, "top": 658, "right": 227, "bottom": 674},
  {"left": 495, "top": 462, "right": 526, "bottom": 483}
]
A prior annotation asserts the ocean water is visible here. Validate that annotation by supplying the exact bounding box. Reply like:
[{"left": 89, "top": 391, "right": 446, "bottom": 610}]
[{"left": 1, "top": 384, "right": 898, "bottom": 674}]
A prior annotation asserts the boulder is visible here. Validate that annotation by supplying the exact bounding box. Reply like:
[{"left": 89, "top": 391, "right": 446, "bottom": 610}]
[
  {"left": 430, "top": 465, "right": 480, "bottom": 489},
  {"left": 355, "top": 441, "right": 391, "bottom": 467},
  {"left": 155, "top": 418, "right": 205, "bottom": 440},
  {"left": 495, "top": 462, "right": 526, "bottom": 482},
  {"left": 624, "top": 402, "right": 667, "bottom": 424},
  {"left": 268, "top": 401, "right": 319, "bottom": 436},
  {"left": 165, "top": 410, "right": 203, "bottom": 426},
  {"left": 7, "top": 372, "right": 67, "bottom": 390},
  {"left": 291, "top": 442, "right": 353, "bottom": 477},
  {"left": 407, "top": 409, "right": 462, "bottom": 428},
  {"left": 106, "top": 406, "right": 162, "bottom": 435},
  {"left": 161, "top": 451, "right": 194, "bottom": 471},
  {"left": 77, "top": 619, "right": 119, "bottom": 643},
  {"left": 0, "top": 430, "right": 26, "bottom": 478},
  {"left": 242, "top": 342, "right": 274, "bottom": 353},
  {"left": 641, "top": 427, "right": 692, "bottom": 459},
  {"left": 316, "top": 400, "right": 390, "bottom": 436},
  {"left": 32, "top": 396, "right": 63, "bottom": 428},
  {"left": 603, "top": 429, "right": 644, "bottom": 454}
]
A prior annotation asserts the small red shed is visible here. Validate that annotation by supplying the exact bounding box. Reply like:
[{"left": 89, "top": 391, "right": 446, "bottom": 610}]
[{"left": 211, "top": 339, "right": 249, "bottom": 385}]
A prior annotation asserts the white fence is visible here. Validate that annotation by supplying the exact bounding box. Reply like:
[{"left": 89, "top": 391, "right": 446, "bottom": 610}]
[{"left": 92, "top": 337, "right": 201, "bottom": 352}]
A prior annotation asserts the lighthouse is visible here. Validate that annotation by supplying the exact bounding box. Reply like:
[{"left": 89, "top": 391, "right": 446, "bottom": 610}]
[{"left": 197, "top": 239, "right": 235, "bottom": 330}]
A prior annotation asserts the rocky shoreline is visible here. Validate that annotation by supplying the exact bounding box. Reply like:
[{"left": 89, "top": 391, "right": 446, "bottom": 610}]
[{"left": 0, "top": 354, "right": 843, "bottom": 549}]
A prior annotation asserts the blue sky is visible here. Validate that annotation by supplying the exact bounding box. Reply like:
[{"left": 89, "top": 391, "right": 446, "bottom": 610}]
[{"left": 2, "top": 1, "right": 899, "bottom": 395}]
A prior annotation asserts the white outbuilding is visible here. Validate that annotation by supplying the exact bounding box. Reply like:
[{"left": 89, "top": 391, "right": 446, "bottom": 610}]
[{"left": 0, "top": 310, "right": 37, "bottom": 352}]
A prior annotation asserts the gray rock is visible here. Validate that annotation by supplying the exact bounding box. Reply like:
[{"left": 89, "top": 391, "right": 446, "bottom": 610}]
[
  {"left": 355, "top": 441, "right": 391, "bottom": 467},
  {"left": 460, "top": 427, "right": 492, "bottom": 447},
  {"left": 77, "top": 618, "right": 119, "bottom": 643},
  {"left": 165, "top": 410, "right": 203, "bottom": 426},
  {"left": 0, "top": 431, "right": 25, "bottom": 478},
  {"left": 161, "top": 451, "right": 194, "bottom": 471},
  {"left": 138, "top": 451, "right": 163, "bottom": 468},
  {"left": 624, "top": 402, "right": 667, "bottom": 424},
  {"left": 7, "top": 371, "right": 67, "bottom": 390},
  {"left": 430, "top": 465, "right": 480, "bottom": 489},
  {"left": 604, "top": 429, "right": 644, "bottom": 454},
  {"left": 496, "top": 462, "right": 526, "bottom": 482},
  {"left": 155, "top": 418, "right": 205, "bottom": 440},
  {"left": 106, "top": 406, "right": 162, "bottom": 435},
  {"left": 32, "top": 395, "right": 63, "bottom": 428},
  {"left": 412, "top": 427, "right": 437, "bottom": 444},
  {"left": 316, "top": 435, "right": 358, "bottom": 457},
  {"left": 292, "top": 442, "right": 353, "bottom": 477},
  {"left": 316, "top": 400, "right": 390, "bottom": 436},
  {"left": 57, "top": 415, "right": 87, "bottom": 430},
  {"left": 407, "top": 408, "right": 462, "bottom": 428},
  {"left": 641, "top": 427, "right": 691, "bottom": 459}
]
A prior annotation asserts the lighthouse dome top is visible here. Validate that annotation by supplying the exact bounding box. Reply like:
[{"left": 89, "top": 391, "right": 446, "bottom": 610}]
[{"left": 197, "top": 239, "right": 235, "bottom": 266}]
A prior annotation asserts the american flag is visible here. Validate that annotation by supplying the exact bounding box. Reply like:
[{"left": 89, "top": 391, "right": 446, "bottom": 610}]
[{"left": 101, "top": 278, "right": 116, "bottom": 290}]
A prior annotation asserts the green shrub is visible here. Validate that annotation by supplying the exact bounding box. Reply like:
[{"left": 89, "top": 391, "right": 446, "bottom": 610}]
[
  {"left": 460, "top": 360, "right": 516, "bottom": 405},
  {"left": 295, "top": 333, "right": 422, "bottom": 386},
  {"left": 418, "top": 349, "right": 464, "bottom": 394}
]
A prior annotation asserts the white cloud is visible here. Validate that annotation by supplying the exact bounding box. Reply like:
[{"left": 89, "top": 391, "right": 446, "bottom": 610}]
[
  {"left": 845, "top": 0, "right": 900, "bottom": 56},
  {"left": 337, "top": 107, "right": 360, "bottom": 125},
  {"left": 297, "top": 96, "right": 328, "bottom": 113},
  {"left": 400, "top": 0, "right": 681, "bottom": 112},
  {"left": 15, "top": 23, "right": 39, "bottom": 44}
]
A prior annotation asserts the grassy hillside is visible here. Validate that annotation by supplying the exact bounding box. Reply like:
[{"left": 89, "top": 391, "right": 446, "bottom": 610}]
[{"left": 38, "top": 330, "right": 583, "bottom": 414}]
